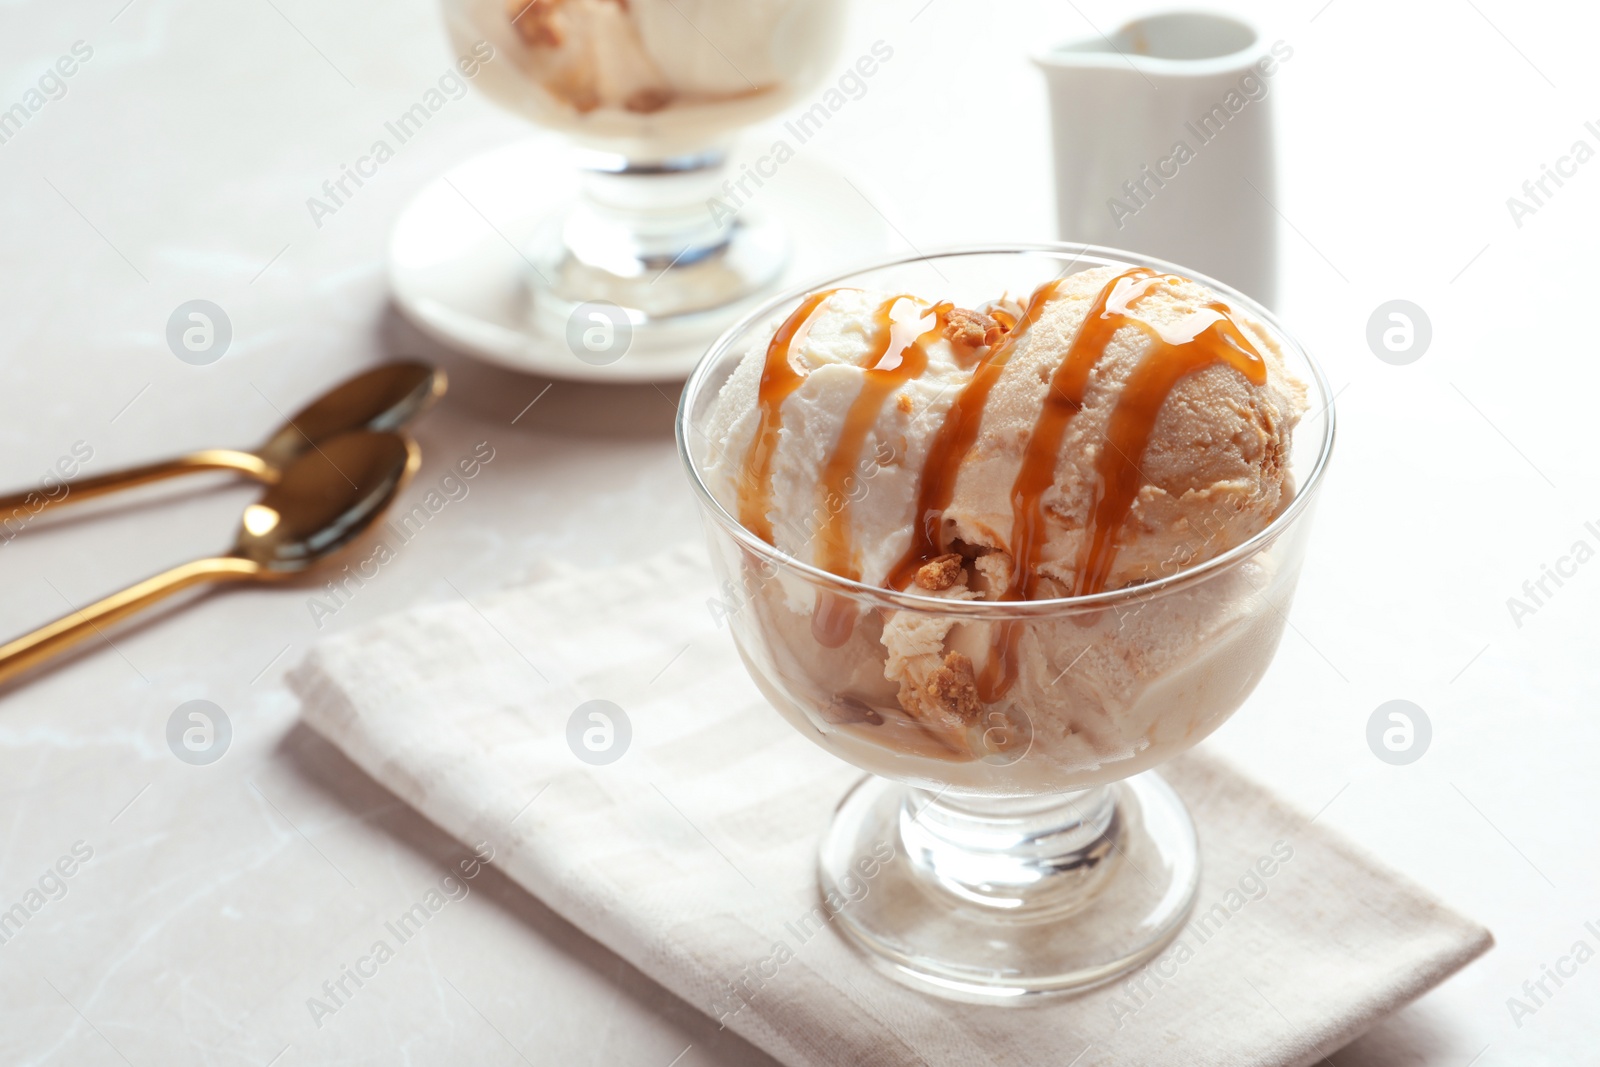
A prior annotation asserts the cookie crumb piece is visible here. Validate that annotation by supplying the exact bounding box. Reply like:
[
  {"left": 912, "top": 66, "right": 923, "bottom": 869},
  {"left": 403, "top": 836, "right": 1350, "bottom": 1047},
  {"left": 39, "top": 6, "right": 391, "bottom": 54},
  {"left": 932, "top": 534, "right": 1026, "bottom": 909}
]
[
  {"left": 945, "top": 308, "right": 1006, "bottom": 348},
  {"left": 927, "top": 652, "right": 981, "bottom": 724},
  {"left": 915, "top": 553, "right": 963, "bottom": 591}
]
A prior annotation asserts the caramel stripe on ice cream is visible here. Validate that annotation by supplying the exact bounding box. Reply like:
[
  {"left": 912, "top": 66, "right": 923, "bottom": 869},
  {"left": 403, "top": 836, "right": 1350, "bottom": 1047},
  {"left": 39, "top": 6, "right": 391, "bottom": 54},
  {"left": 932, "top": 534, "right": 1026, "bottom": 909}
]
[
  {"left": 980, "top": 270, "right": 1269, "bottom": 701},
  {"left": 1072, "top": 288, "right": 1266, "bottom": 595},
  {"left": 812, "top": 296, "right": 952, "bottom": 648},
  {"left": 816, "top": 296, "right": 952, "bottom": 582},
  {"left": 1001, "top": 268, "right": 1156, "bottom": 605},
  {"left": 739, "top": 288, "right": 841, "bottom": 543},
  {"left": 886, "top": 279, "right": 1068, "bottom": 591}
]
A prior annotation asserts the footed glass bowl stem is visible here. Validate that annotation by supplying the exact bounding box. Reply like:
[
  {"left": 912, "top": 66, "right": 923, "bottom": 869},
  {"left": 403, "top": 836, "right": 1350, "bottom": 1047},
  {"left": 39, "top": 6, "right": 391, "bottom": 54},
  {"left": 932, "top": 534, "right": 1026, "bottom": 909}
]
[{"left": 527, "top": 148, "right": 789, "bottom": 326}]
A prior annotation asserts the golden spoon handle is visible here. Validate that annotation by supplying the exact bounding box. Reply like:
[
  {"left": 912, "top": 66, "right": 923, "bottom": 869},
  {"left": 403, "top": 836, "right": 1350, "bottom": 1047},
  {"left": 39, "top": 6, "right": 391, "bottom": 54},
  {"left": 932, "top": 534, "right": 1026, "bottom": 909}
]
[
  {"left": 0, "top": 449, "right": 274, "bottom": 519},
  {"left": 0, "top": 556, "right": 260, "bottom": 688}
]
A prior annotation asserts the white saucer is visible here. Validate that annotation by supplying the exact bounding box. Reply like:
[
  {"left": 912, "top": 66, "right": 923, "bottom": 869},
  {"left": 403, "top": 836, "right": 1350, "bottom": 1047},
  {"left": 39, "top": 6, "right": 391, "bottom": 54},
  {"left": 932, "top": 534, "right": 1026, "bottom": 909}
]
[{"left": 387, "top": 138, "right": 892, "bottom": 383}]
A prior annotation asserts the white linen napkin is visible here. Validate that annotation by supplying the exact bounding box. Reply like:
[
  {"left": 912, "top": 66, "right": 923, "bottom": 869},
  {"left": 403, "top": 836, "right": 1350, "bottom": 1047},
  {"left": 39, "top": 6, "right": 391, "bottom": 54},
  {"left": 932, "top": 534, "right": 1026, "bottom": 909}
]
[{"left": 289, "top": 546, "right": 1491, "bottom": 1067}]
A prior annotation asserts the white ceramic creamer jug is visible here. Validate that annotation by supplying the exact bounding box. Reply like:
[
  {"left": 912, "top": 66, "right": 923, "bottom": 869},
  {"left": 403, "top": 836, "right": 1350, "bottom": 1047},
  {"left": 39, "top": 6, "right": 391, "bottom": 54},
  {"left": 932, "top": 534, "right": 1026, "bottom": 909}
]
[{"left": 1035, "top": 12, "right": 1289, "bottom": 306}]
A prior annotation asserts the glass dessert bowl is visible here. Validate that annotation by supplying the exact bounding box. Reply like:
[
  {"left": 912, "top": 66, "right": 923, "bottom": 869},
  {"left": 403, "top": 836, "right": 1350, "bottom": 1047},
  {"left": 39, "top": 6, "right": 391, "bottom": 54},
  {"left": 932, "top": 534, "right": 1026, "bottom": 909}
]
[
  {"left": 441, "top": 0, "right": 850, "bottom": 335},
  {"left": 676, "top": 245, "right": 1335, "bottom": 1000}
]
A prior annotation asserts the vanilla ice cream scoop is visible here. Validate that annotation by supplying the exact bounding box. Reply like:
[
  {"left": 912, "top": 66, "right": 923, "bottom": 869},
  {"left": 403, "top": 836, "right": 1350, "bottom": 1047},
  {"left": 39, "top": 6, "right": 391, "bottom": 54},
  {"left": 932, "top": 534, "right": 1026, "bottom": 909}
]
[
  {"left": 702, "top": 287, "right": 1002, "bottom": 589},
  {"left": 501, "top": 0, "right": 671, "bottom": 113},
  {"left": 451, "top": 0, "right": 847, "bottom": 158},
  {"left": 498, "top": 0, "right": 812, "bottom": 112},
  {"left": 630, "top": 0, "right": 813, "bottom": 97}
]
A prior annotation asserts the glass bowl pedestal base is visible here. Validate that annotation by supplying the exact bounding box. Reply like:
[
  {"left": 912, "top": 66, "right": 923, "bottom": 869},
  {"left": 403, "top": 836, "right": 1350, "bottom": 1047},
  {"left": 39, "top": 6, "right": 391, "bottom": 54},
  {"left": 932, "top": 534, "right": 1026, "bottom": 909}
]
[{"left": 819, "top": 771, "right": 1200, "bottom": 1002}]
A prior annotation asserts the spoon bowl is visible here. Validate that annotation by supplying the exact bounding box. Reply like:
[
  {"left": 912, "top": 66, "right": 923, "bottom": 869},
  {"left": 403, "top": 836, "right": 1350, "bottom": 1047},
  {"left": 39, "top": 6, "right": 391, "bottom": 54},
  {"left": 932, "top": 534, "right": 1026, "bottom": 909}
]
[
  {"left": 255, "top": 362, "right": 445, "bottom": 471},
  {"left": 238, "top": 432, "right": 420, "bottom": 572},
  {"left": 0, "top": 430, "right": 420, "bottom": 689},
  {"left": 0, "top": 361, "right": 444, "bottom": 521}
]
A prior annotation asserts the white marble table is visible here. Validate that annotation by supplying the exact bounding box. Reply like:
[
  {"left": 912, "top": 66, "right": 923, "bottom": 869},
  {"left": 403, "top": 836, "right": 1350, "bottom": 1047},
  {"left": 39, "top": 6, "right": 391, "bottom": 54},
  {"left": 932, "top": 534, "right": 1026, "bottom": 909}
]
[{"left": 1, "top": 0, "right": 1595, "bottom": 1063}]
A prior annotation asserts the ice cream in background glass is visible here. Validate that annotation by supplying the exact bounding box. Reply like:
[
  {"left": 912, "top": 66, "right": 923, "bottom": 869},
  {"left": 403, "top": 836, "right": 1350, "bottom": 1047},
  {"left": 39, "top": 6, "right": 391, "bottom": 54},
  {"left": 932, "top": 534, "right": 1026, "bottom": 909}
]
[
  {"left": 677, "top": 246, "right": 1335, "bottom": 999},
  {"left": 441, "top": 0, "right": 849, "bottom": 334}
]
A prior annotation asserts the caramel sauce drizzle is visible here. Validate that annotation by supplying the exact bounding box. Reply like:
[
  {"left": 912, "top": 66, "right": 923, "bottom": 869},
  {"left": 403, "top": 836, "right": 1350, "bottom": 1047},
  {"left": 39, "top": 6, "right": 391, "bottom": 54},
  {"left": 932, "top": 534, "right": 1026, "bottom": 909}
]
[
  {"left": 816, "top": 297, "right": 951, "bottom": 581},
  {"left": 812, "top": 296, "right": 951, "bottom": 647},
  {"left": 809, "top": 591, "right": 858, "bottom": 649},
  {"left": 1000, "top": 269, "right": 1156, "bottom": 605},
  {"left": 1071, "top": 289, "right": 1266, "bottom": 595},
  {"left": 738, "top": 288, "right": 841, "bottom": 543},
  {"left": 885, "top": 279, "right": 1067, "bottom": 590},
  {"left": 978, "top": 269, "right": 1268, "bottom": 700}
]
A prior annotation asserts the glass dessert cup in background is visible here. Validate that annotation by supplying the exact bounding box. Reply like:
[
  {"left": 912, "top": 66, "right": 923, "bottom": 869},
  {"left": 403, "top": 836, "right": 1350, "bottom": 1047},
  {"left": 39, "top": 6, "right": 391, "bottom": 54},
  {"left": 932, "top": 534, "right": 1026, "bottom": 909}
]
[
  {"left": 440, "top": 0, "right": 849, "bottom": 340},
  {"left": 677, "top": 245, "right": 1336, "bottom": 1001}
]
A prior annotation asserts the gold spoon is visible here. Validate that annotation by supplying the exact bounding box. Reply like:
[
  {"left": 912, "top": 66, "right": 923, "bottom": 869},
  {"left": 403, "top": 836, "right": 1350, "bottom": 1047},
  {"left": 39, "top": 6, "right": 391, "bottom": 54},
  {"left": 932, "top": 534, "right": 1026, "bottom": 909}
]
[
  {"left": 0, "top": 430, "right": 420, "bottom": 689},
  {"left": 0, "top": 361, "right": 444, "bottom": 518}
]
